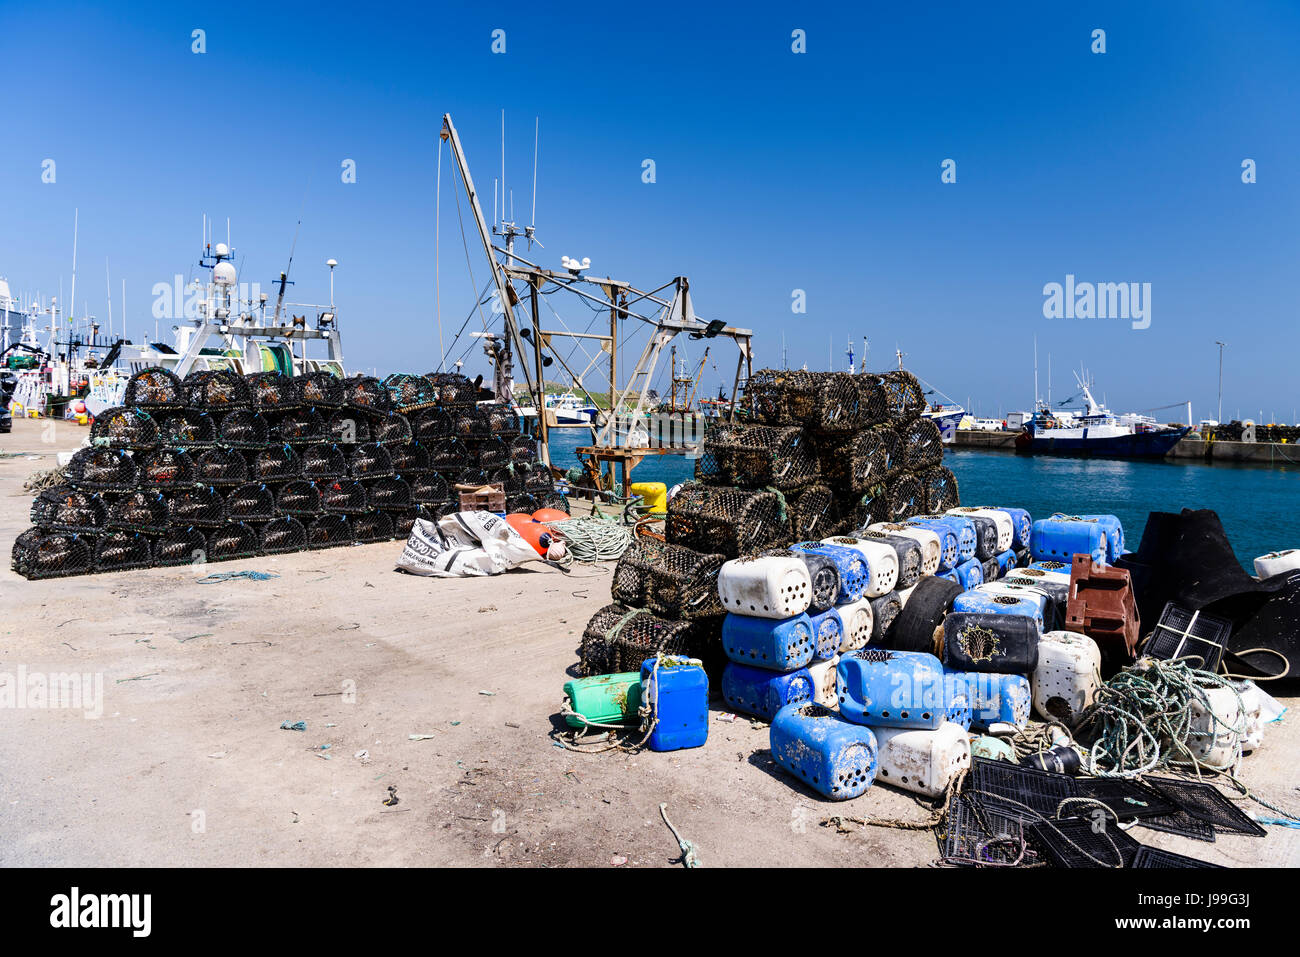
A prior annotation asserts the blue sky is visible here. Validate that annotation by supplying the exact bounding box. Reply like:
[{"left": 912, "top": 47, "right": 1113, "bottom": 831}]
[{"left": 2, "top": 1, "right": 1297, "bottom": 421}]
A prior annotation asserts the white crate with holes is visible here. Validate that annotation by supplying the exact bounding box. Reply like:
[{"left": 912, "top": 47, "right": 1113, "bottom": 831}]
[
  {"left": 717, "top": 555, "right": 812, "bottom": 618},
  {"left": 819, "top": 535, "right": 899, "bottom": 596},
  {"left": 871, "top": 722, "right": 971, "bottom": 797},
  {"left": 1032, "top": 630, "right": 1102, "bottom": 723},
  {"left": 866, "top": 522, "right": 942, "bottom": 576}
]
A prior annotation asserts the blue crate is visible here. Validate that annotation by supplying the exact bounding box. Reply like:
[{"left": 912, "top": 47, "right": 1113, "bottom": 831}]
[
  {"left": 909, "top": 515, "right": 974, "bottom": 565},
  {"left": 836, "top": 648, "right": 946, "bottom": 729},
  {"left": 952, "top": 589, "right": 1045, "bottom": 631},
  {"left": 641, "top": 655, "right": 709, "bottom": 751},
  {"left": 721, "top": 662, "right": 815, "bottom": 720},
  {"left": 791, "top": 541, "right": 868, "bottom": 603},
  {"left": 1029, "top": 518, "right": 1107, "bottom": 565},
  {"left": 953, "top": 556, "right": 985, "bottom": 590},
  {"left": 993, "top": 506, "right": 1033, "bottom": 550},
  {"left": 947, "top": 671, "right": 1031, "bottom": 730},
  {"left": 770, "top": 702, "right": 878, "bottom": 800},
  {"left": 808, "top": 606, "right": 845, "bottom": 660},
  {"left": 1050, "top": 512, "right": 1124, "bottom": 562},
  {"left": 722, "top": 612, "right": 816, "bottom": 671}
]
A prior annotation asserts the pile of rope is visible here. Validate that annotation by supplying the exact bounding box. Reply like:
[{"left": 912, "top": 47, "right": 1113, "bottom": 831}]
[
  {"left": 546, "top": 515, "right": 634, "bottom": 564},
  {"left": 23, "top": 465, "right": 68, "bottom": 493}
]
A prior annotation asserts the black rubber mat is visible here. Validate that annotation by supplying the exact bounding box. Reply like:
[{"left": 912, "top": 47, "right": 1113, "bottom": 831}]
[
  {"left": 1131, "top": 845, "right": 1224, "bottom": 868},
  {"left": 1145, "top": 777, "right": 1268, "bottom": 837}
]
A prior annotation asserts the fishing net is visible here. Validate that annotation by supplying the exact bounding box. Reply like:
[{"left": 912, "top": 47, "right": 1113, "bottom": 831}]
[
  {"left": 275, "top": 479, "right": 323, "bottom": 516},
  {"left": 790, "top": 483, "right": 841, "bottom": 539},
  {"left": 193, "top": 447, "right": 251, "bottom": 486},
  {"left": 246, "top": 371, "right": 302, "bottom": 412},
  {"left": 93, "top": 531, "right": 153, "bottom": 572},
  {"left": 216, "top": 408, "right": 269, "bottom": 448},
  {"left": 106, "top": 489, "right": 170, "bottom": 534},
  {"left": 697, "top": 422, "right": 819, "bottom": 491},
  {"left": 349, "top": 443, "right": 395, "bottom": 479},
  {"left": 664, "top": 482, "right": 791, "bottom": 558},
  {"left": 371, "top": 412, "right": 414, "bottom": 446},
  {"left": 611, "top": 539, "right": 727, "bottom": 620},
  {"left": 307, "top": 514, "right": 353, "bottom": 549},
  {"left": 352, "top": 511, "right": 395, "bottom": 543},
  {"left": 426, "top": 437, "right": 469, "bottom": 472},
  {"left": 183, "top": 369, "right": 252, "bottom": 410},
  {"left": 224, "top": 482, "right": 277, "bottom": 522},
  {"left": 921, "top": 465, "right": 960, "bottom": 512},
  {"left": 383, "top": 373, "right": 438, "bottom": 411},
  {"left": 388, "top": 442, "right": 431, "bottom": 475},
  {"left": 123, "top": 367, "right": 184, "bottom": 408},
  {"left": 271, "top": 408, "right": 327, "bottom": 445},
  {"left": 410, "top": 408, "right": 453, "bottom": 444},
  {"left": 343, "top": 375, "right": 393, "bottom": 414},
  {"left": 878, "top": 370, "right": 926, "bottom": 423},
  {"left": 320, "top": 478, "right": 371, "bottom": 514},
  {"left": 154, "top": 526, "right": 209, "bottom": 567},
  {"left": 428, "top": 372, "right": 478, "bottom": 407},
  {"left": 259, "top": 516, "right": 309, "bottom": 555},
  {"left": 901, "top": 417, "right": 943, "bottom": 470},
  {"left": 743, "top": 369, "right": 868, "bottom": 431},
  {"left": 578, "top": 604, "right": 703, "bottom": 677},
  {"left": 11, "top": 528, "right": 94, "bottom": 579},
  {"left": 409, "top": 472, "right": 451, "bottom": 505},
  {"left": 31, "top": 487, "right": 107, "bottom": 532},
  {"left": 814, "top": 428, "right": 891, "bottom": 494},
  {"left": 299, "top": 370, "right": 344, "bottom": 408},
  {"left": 158, "top": 409, "right": 217, "bottom": 448},
  {"left": 326, "top": 410, "right": 370, "bottom": 445},
  {"left": 300, "top": 444, "right": 348, "bottom": 480},
  {"left": 136, "top": 448, "right": 195, "bottom": 488},
  {"left": 476, "top": 436, "right": 512, "bottom": 470},
  {"left": 166, "top": 485, "right": 226, "bottom": 526},
  {"left": 64, "top": 446, "right": 139, "bottom": 490},
  {"left": 90, "top": 407, "right": 160, "bottom": 450},
  {"left": 483, "top": 403, "right": 520, "bottom": 435},
  {"left": 249, "top": 445, "right": 302, "bottom": 483},
  {"left": 207, "top": 522, "right": 261, "bottom": 561},
  {"left": 886, "top": 472, "right": 926, "bottom": 522},
  {"left": 366, "top": 476, "right": 412, "bottom": 511}
]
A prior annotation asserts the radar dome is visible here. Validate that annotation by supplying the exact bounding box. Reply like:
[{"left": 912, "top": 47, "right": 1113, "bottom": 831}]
[
  {"left": 213, "top": 261, "right": 237, "bottom": 286},
  {"left": 214, "top": 242, "right": 230, "bottom": 259}
]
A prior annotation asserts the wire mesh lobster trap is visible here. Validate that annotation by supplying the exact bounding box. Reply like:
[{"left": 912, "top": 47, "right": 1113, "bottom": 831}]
[
  {"left": 537, "top": 491, "right": 571, "bottom": 514},
  {"left": 383, "top": 373, "right": 438, "bottom": 411},
  {"left": 886, "top": 472, "right": 926, "bottom": 523},
  {"left": 193, "top": 447, "right": 251, "bottom": 486},
  {"left": 320, "top": 478, "right": 370, "bottom": 514},
  {"left": 519, "top": 461, "right": 555, "bottom": 495},
  {"left": 136, "top": 448, "right": 195, "bottom": 488},
  {"left": 366, "top": 476, "right": 412, "bottom": 511},
  {"left": 505, "top": 492, "right": 541, "bottom": 514},
  {"left": 90, "top": 407, "right": 160, "bottom": 450},
  {"left": 157, "top": 409, "right": 218, "bottom": 448},
  {"left": 475, "top": 436, "right": 512, "bottom": 470},
  {"left": 410, "top": 408, "right": 453, "bottom": 444},
  {"left": 307, "top": 513, "right": 353, "bottom": 549},
  {"left": 166, "top": 485, "right": 227, "bottom": 527},
  {"left": 65, "top": 446, "right": 139, "bottom": 490},
  {"left": 343, "top": 375, "right": 393, "bottom": 414},
  {"left": 901, "top": 417, "right": 943, "bottom": 470},
  {"left": 409, "top": 471, "right": 451, "bottom": 505},
  {"left": 326, "top": 410, "right": 371, "bottom": 445},
  {"left": 154, "top": 525, "right": 209, "bottom": 567},
  {"left": 482, "top": 403, "right": 520, "bottom": 435},
  {"left": 216, "top": 408, "right": 270, "bottom": 448},
  {"left": 259, "top": 515, "right": 309, "bottom": 555},
  {"left": 349, "top": 442, "right": 395, "bottom": 480},
  {"left": 271, "top": 408, "right": 327, "bottom": 445},
  {"left": 248, "top": 445, "right": 302, "bottom": 483},
  {"left": 93, "top": 530, "right": 153, "bottom": 572},
  {"left": 246, "top": 371, "right": 302, "bottom": 412},
  {"left": 371, "top": 411, "right": 414, "bottom": 446},
  {"left": 664, "top": 482, "right": 792, "bottom": 558},
  {"left": 224, "top": 482, "right": 277, "bottom": 522},
  {"left": 428, "top": 372, "right": 478, "bottom": 407},
  {"left": 391, "top": 511, "right": 418, "bottom": 541},
  {"left": 696, "top": 422, "right": 820, "bottom": 491},
  {"left": 123, "top": 367, "right": 184, "bottom": 408},
  {"left": 351, "top": 511, "right": 395, "bottom": 543},
  {"left": 31, "top": 487, "right": 107, "bottom": 533},
  {"left": 920, "top": 466, "right": 960, "bottom": 513},
  {"left": 455, "top": 467, "right": 491, "bottom": 490},
  {"left": 11, "top": 528, "right": 94, "bottom": 579},
  {"left": 207, "top": 522, "right": 261, "bottom": 561},
  {"left": 814, "top": 428, "right": 891, "bottom": 494},
  {"left": 878, "top": 370, "right": 926, "bottom": 423},
  {"left": 107, "top": 489, "right": 170, "bottom": 534},
  {"left": 300, "top": 444, "right": 347, "bottom": 480},
  {"left": 611, "top": 538, "right": 726, "bottom": 620},
  {"left": 579, "top": 603, "right": 705, "bottom": 677},
  {"left": 183, "top": 369, "right": 252, "bottom": 410},
  {"left": 299, "top": 371, "right": 344, "bottom": 408},
  {"left": 426, "top": 437, "right": 469, "bottom": 473},
  {"left": 449, "top": 406, "right": 493, "bottom": 440},
  {"left": 508, "top": 434, "right": 538, "bottom": 465},
  {"left": 387, "top": 442, "right": 431, "bottom": 476},
  {"left": 275, "top": 479, "right": 323, "bottom": 516},
  {"left": 840, "top": 483, "right": 893, "bottom": 530},
  {"left": 744, "top": 369, "right": 869, "bottom": 431},
  {"left": 790, "top": 483, "right": 841, "bottom": 540}
]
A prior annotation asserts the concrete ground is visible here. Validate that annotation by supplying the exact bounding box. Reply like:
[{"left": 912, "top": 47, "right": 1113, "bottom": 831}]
[{"left": 1, "top": 415, "right": 1297, "bottom": 868}]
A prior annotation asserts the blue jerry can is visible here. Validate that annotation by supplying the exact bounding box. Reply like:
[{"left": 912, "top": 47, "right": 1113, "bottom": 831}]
[
  {"left": 992, "top": 506, "right": 1033, "bottom": 550},
  {"left": 952, "top": 589, "right": 1045, "bottom": 631},
  {"left": 953, "top": 556, "right": 984, "bottom": 590},
  {"left": 808, "top": 606, "right": 844, "bottom": 660},
  {"left": 909, "top": 516, "right": 974, "bottom": 565},
  {"left": 836, "top": 648, "right": 946, "bottom": 730},
  {"left": 721, "top": 661, "right": 814, "bottom": 720},
  {"left": 947, "top": 670, "right": 1031, "bottom": 731},
  {"left": 791, "top": 540, "right": 868, "bottom": 603},
  {"left": 770, "top": 702, "right": 878, "bottom": 800},
  {"left": 722, "top": 612, "right": 816, "bottom": 671},
  {"left": 942, "top": 675, "right": 973, "bottom": 730},
  {"left": 993, "top": 549, "right": 1018, "bottom": 580},
  {"left": 1029, "top": 518, "right": 1107, "bottom": 565},
  {"left": 1051, "top": 512, "right": 1124, "bottom": 562},
  {"left": 641, "top": 655, "right": 708, "bottom": 751}
]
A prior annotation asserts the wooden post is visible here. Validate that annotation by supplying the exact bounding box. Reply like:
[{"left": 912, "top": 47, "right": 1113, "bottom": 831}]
[{"left": 529, "top": 274, "right": 550, "bottom": 467}]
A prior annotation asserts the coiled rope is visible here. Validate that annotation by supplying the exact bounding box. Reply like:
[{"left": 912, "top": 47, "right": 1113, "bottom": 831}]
[
  {"left": 553, "top": 647, "right": 662, "bottom": 754},
  {"left": 545, "top": 515, "right": 634, "bottom": 564}
]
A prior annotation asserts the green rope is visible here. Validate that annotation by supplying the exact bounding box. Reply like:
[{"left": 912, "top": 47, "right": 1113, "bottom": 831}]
[{"left": 546, "top": 516, "right": 634, "bottom": 563}]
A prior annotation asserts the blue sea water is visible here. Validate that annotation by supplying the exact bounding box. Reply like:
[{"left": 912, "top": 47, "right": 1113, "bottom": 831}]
[{"left": 546, "top": 430, "right": 1300, "bottom": 570}]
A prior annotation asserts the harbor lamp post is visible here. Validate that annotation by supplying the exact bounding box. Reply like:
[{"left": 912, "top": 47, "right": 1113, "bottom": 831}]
[
  {"left": 327, "top": 259, "right": 338, "bottom": 308},
  {"left": 1215, "top": 340, "right": 1226, "bottom": 424}
]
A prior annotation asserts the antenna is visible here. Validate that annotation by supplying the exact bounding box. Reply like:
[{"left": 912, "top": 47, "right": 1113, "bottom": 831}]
[
  {"left": 122, "top": 278, "right": 127, "bottom": 343},
  {"left": 69, "top": 208, "right": 78, "bottom": 336},
  {"left": 500, "top": 109, "right": 506, "bottom": 223},
  {"left": 105, "top": 257, "right": 113, "bottom": 341},
  {"left": 530, "top": 116, "right": 539, "bottom": 229}
]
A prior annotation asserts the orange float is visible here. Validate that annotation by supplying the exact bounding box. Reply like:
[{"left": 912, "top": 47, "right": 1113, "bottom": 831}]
[
  {"left": 505, "top": 513, "right": 551, "bottom": 556},
  {"left": 531, "top": 508, "right": 568, "bottom": 524}
]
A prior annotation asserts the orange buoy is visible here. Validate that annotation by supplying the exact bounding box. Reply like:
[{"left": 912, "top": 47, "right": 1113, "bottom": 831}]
[
  {"left": 505, "top": 513, "right": 551, "bottom": 556},
  {"left": 531, "top": 508, "right": 569, "bottom": 524}
]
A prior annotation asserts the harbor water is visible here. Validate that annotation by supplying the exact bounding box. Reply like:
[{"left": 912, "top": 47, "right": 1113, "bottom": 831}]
[{"left": 547, "top": 429, "right": 1299, "bottom": 570}]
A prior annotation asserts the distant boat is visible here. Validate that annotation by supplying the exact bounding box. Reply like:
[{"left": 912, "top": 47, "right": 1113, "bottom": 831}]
[
  {"left": 923, "top": 402, "right": 966, "bottom": 441},
  {"left": 543, "top": 391, "right": 599, "bottom": 425},
  {"left": 1015, "top": 372, "right": 1189, "bottom": 458}
]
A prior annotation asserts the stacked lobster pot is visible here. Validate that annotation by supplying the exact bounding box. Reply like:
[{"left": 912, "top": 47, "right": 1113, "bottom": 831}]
[{"left": 11, "top": 368, "right": 559, "bottom": 579}]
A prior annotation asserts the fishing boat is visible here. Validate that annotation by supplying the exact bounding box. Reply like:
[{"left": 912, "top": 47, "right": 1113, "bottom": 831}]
[
  {"left": 1015, "top": 371, "right": 1190, "bottom": 458},
  {"left": 543, "top": 390, "right": 598, "bottom": 425}
]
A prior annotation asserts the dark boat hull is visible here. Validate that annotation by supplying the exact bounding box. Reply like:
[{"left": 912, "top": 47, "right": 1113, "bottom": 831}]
[{"left": 1014, "top": 426, "right": 1189, "bottom": 458}]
